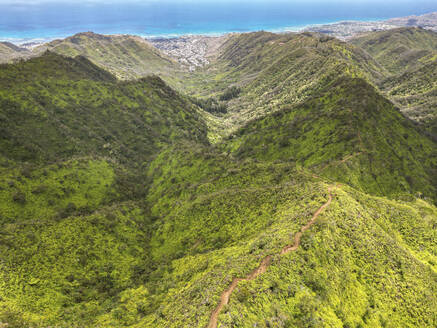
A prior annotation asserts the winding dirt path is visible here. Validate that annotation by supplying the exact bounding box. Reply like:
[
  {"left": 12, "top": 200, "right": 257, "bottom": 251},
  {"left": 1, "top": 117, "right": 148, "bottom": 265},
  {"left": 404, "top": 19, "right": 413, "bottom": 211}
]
[{"left": 207, "top": 186, "right": 335, "bottom": 328}]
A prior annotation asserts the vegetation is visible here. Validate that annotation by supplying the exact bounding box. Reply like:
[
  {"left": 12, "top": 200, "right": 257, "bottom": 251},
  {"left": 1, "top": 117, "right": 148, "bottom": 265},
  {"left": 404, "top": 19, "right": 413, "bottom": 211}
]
[
  {"left": 351, "top": 27, "right": 437, "bottom": 134},
  {"left": 172, "top": 31, "right": 388, "bottom": 137},
  {"left": 222, "top": 77, "right": 436, "bottom": 201},
  {"left": 191, "top": 96, "right": 228, "bottom": 115},
  {"left": 0, "top": 42, "right": 31, "bottom": 63},
  {"left": 0, "top": 52, "right": 207, "bottom": 164},
  {"left": 0, "top": 29, "right": 436, "bottom": 328},
  {"left": 350, "top": 27, "right": 437, "bottom": 74},
  {"left": 35, "top": 32, "right": 181, "bottom": 80},
  {"left": 219, "top": 86, "right": 241, "bottom": 101},
  {"left": 0, "top": 53, "right": 208, "bottom": 326}
]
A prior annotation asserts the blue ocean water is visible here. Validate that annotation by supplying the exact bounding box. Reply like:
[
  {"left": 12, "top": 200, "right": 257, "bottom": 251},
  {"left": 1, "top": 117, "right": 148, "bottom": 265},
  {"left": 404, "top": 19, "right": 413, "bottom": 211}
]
[{"left": 0, "top": 0, "right": 436, "bottom": 43}]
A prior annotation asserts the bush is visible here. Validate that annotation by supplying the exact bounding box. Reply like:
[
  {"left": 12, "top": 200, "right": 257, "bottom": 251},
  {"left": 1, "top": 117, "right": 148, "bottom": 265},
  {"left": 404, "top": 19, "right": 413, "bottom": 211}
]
[
  {"left": 58, "top": 202, "right": 77, "bottom": 218},
  {"left": 31, "top": 184, "right": 48, "bottom": 194},
  {"left": 219, "top": 86, "right": 241, "bottom": 101},
  {"left": 12, "top": 191, "right": 26, "bottom": 204},
  {"left": 191, "top": 97, "right": 227, "bottom": 115}
]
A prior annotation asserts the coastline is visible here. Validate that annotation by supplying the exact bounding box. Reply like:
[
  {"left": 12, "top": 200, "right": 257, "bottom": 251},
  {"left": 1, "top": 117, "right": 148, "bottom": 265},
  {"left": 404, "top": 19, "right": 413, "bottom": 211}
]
[{"left": 2, "top": 11, "right": 436, "bottom": 46}]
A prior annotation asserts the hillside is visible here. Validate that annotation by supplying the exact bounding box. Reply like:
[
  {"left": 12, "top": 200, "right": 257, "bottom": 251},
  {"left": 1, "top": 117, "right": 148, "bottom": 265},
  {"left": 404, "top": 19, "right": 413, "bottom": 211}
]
[
  {"left": 0, "top": 42, "right": 31, "bottom": 63},
  {"left": 223, "top": 77, "right": 436, "bottom": 201},
  {"left": 0, "top": 52, "right": 207, "bottom": 164},
  {"left": 179, "top": 31, "right": 387, "bottom": 137},
  {"left": 350, "top": 28, "right": 437, "bottom": 131},
  {"left": 380, "top": 60, "right": 437, "bottom": 133},
  {"left": 3, "top": 139, "right": 435, "bottom": 327},
  {"left": 138, "top": 144, "right": 437, "bottom": 328},
  {"left": 0, "top": 52, "right": 209, "bottom": 327},
  {"left": 0, "top": 30, "right": 436, "bottom": 328},
  {"left": 35, "top": 32, "right": 181, "bottom": 79},
  {"left": 350, "top": 27, "right": 437, "bottom": 73}
]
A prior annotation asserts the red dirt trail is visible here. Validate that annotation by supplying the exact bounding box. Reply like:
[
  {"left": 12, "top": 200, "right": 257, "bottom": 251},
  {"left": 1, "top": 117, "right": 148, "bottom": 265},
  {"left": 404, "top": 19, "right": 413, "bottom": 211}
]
[{"left": 207, "top": 186, "right": 335, "bottom": 328}]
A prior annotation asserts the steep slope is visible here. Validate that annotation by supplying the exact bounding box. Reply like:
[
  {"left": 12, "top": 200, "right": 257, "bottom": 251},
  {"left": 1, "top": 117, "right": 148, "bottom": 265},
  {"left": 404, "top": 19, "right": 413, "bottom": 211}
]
[
  {"left": 350, "top": 28, "right": 437, "bottom": 131},
  {"left": 0, "top": 53, "right": 208, "bottom": 327},
  {"left": 4, "top": 139, "right": 436, "bottom": 327},
  {"left": 380, "top": 60, "right": 437, "bottom": 133},
  {"left": 131, "top": 76, "right": 436, "bottom": 326},
  {"left": 35, "top": 32, "right": 181, "bottom": 79},
  {"left": 101, "top": 142, "right": 435, "bottom": 328},
  {"left": 0, "top": 52, "right": 207, "bottom": 164},
  {"left": 350, "top": 27, "right": 437, "bottom": 73},
  {"left": 182, "top": 31, "right": 387, "bottom": 135},
  {"left": 0, "top": 42, "right": 31, "bottom": 63},
  {"left": 0, "top": 29, "right": 436, "bottom": 328},
  {"left": 223, "top": 77, "right": 436, "bottom": 201}
]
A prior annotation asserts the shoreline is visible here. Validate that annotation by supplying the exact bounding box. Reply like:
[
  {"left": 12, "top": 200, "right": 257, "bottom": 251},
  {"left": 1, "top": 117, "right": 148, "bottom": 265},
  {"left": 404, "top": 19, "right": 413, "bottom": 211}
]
[{"left": 2, "top": 11, "right": 436, "bottom": 46}]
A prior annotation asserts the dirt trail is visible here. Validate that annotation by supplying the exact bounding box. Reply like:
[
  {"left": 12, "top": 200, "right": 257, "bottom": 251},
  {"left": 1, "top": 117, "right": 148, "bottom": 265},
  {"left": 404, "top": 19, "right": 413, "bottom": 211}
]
[
  {"left": 207, "top": 186, "right": 335, "bottom": 328},
  {"left": 319, "top": 152, "right": 362, "bottom": 172}
]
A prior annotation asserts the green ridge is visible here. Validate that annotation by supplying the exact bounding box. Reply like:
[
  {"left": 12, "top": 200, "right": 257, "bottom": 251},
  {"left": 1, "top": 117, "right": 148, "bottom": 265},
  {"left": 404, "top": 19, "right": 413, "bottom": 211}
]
[
  {"left": 0, "top": 30, "right": 436, "bottom": 328},
  {"left": 35, "top": 32, "right": 181, "bottom": 80},
  {"left": 350, "top": 27, "right": 437, "bottom": 131},
  {"left": 222, "top": 77, "right": 437, "bottom": 200},
  {"left": 0, "top": 52, "right": 207, "bottom": 164}
]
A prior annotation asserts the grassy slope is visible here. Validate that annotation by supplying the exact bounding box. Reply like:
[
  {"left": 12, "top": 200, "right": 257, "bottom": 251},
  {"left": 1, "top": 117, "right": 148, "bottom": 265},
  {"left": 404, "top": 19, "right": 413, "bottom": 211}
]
[
  {"left": 222, "top": 77, "right": 436, "bottom": 201},
  {"left": 0, "top": 53, "right": 207, "bottom": 326},
  {"left": 350, "top": 27, "right": 437, "bottom": 132},
  {"left": 35, "top": 32, "right": 181, "bottom": 80},
  {"left": 380, "top": 60, "right": 437, "bottom": 133},
  {"left": 0, "top": 42, "right": 32, "bottom": 64}
]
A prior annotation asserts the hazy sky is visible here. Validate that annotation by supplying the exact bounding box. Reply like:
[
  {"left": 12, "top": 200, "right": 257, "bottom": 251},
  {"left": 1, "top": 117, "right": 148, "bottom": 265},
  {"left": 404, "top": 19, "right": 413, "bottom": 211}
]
[{"left": 1, "top": 0, "right": 434, "bottom": 3}]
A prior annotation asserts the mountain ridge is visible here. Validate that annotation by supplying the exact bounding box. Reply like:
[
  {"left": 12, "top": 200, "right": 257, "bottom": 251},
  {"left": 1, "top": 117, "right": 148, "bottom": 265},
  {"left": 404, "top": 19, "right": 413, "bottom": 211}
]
[{"left": 0, "top": 20, "right": 436, "bottom": 328}]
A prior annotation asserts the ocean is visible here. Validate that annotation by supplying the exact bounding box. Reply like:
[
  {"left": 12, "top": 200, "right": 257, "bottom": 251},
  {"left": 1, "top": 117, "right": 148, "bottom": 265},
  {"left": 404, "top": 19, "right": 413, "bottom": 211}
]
[{"left": 1, "top": 0, "right": 437, "bottom": 44}]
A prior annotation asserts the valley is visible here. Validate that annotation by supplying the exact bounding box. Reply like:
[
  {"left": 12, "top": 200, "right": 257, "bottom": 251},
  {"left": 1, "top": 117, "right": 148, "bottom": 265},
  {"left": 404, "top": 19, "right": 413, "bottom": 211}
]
[{"left": 0, "top": 12, "right": 436, "bottom": 328}]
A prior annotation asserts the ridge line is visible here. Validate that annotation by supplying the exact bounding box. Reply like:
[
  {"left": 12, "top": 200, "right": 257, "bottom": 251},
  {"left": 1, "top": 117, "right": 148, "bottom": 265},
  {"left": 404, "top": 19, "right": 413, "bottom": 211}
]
[{"left": 207, "top": 185, "right": 335, "bottom": 328}]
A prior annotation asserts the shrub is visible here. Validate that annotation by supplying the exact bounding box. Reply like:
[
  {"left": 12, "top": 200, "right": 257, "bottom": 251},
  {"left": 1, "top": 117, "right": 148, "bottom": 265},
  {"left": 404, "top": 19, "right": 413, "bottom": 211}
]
[
  {"left": 219, "top": 86, "right": 241, "bottom": 101},
  {"left": 12, "top": 191, "right": 26, "bottom": 204}
]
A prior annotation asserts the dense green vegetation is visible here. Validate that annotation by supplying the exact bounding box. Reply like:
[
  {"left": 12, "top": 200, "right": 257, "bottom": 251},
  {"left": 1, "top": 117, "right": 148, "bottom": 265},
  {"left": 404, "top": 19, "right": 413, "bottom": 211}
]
[
  {"left": 0, "top": 53, "right": 207, "bottom": 326},
  {"left": 223, "top": 77, "right": 436, "bottom": 200},
  {"left": 350, "top": 27, "right": 437, "bottom": 134},
  {"left": 350, "top": 27, "right": 437, "bottom": 74},
  {"left": 191, "top": 96, "right": 228, "bottom": 115},
  {"left": 0, "top": 52, "right": 207, "bottom": 164},
  {"left": 97, "top": 143, "right": 436, "bottom": 327},
  {"left": 173, "top": 31, "right": 387, "bottom": 136},
  {"left": 34, "top": 32, "right": 181, "bottom": 80},
  {"left": 0, "top": 29, "right": 436, "bottom": 328}
]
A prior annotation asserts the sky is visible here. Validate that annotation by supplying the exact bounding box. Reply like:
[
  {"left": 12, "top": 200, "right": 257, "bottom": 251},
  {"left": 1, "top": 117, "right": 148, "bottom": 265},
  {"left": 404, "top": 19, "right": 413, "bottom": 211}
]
[{"left": 1, "top": 0, "right": 435, "bottom": 3}]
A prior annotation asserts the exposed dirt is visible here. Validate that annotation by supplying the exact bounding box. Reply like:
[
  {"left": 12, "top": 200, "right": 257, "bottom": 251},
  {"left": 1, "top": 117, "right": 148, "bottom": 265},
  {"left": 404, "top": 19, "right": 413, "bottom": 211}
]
[{"left": 208, "top": 185, "right": 335, "bottom": 328}]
